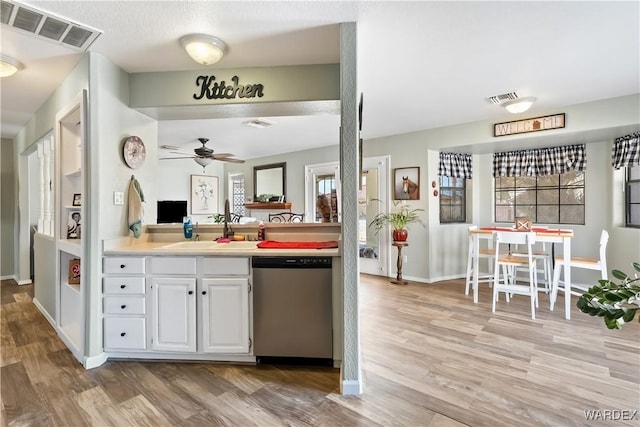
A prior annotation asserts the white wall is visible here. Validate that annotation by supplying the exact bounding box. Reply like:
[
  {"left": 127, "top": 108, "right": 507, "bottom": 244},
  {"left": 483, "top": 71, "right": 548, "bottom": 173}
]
[{"left": 155, "top": 157, "right": 225, "bottom": 223}]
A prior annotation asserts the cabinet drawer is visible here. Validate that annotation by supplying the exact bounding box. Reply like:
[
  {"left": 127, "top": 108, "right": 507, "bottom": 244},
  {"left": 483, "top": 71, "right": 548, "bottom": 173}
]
[
  {"left": 201, "top": 257, "right": 250, "bottom": 276},
  {"left": 103, "top": 257, "right": 145, "bottom": 274},
  {"left": 103, "top": 276, "right": 145, "bottom": 294},
  {"left": 104, "top": 317, "right": 146, "bottom": 350},
  {"left": 104, "top": 296, "right": 145, "bottom": 315},
  {"left": 148, "top": 257, "right": 196, "bottom": 275}
]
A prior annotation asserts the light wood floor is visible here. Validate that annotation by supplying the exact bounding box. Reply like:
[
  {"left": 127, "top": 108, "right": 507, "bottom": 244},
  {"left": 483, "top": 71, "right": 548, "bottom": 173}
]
[{"left": 2, "top": 275, "right": 639, "bottom": 426}]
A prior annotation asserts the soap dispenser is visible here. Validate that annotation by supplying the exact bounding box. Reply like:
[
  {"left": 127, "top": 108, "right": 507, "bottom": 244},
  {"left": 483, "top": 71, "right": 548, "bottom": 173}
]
[{"left": 183, "top": 217, "right": 193, "bottom": 239}]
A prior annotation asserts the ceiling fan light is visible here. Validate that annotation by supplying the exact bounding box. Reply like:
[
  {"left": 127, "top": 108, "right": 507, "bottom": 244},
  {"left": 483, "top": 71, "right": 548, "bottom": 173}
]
[
  {"left": 180, "top": 34, "right": 227, "bottom": 65},
  {"left": 503, "top": 97, "right": 536, "bottom": 114},
  {"left": 0, "top": 55, "right": 23, "bottom": 78},
  {"left": 194, "top": 157, "right": 213, "bottom": 167}
]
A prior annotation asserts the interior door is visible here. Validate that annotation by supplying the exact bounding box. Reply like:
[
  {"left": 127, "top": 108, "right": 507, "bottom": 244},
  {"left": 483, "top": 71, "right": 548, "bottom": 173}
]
[{"left": 359, "top": 156, "right": 390, "bottom": 276}]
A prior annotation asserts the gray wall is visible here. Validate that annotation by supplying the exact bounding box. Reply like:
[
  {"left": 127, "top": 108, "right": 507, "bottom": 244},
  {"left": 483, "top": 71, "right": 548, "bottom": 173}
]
[
  {"left": 364, "top": 94, "right": 640, "bottom": 283},
  {"left": 1, "top": 138, "right": 15, "bottom": 279}
]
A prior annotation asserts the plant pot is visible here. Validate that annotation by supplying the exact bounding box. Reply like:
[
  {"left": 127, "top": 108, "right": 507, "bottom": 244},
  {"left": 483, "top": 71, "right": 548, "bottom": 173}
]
[{"left": 392, "top": 229, "right": 408, "bottom": 242}]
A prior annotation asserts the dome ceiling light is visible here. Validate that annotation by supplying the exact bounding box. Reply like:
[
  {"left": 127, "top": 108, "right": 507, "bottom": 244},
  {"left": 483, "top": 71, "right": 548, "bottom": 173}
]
[
  {"left": 0, "top": 55, "right": 23, "bottom": 77},
  {"left": 502, "top": 97, "right": 537, "bottom": 114},
  {"left": 487, "top": 91, "right": 537, "bottom": 114},
  {"left": 180, "top": 34, "right": 227, "bottom": 65}
]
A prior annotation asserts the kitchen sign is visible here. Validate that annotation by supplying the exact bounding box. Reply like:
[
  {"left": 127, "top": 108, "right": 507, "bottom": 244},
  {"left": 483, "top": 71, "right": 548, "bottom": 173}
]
[
  {"left": 494, "top": 113, "right": 565, "bottom": 137},
  {"left": 193, "top": 75, "right": 265, "bottom": 100}
]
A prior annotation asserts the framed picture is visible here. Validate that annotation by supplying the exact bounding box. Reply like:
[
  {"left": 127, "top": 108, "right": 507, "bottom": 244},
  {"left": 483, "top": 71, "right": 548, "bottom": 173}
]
[
  {"left": 72, "top": 193, "right": 81, "bottom": 206},
  {"left": 393, "top": 167, "right": 420, "bottom": 200},
  {"left": 67, "top": 210, "right": 81, "bottom": 239},
  {"left": 190, "top": 174, "right": 218, "bottom": 215}
]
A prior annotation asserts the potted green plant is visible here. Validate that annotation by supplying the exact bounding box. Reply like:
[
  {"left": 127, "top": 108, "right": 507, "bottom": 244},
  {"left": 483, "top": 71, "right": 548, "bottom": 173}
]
[
  {"left": 576, "top": 262, "right": 640, "bottom": 329},
  {"left": 369, "top": 200, "right": 425, "bottom": 242}
]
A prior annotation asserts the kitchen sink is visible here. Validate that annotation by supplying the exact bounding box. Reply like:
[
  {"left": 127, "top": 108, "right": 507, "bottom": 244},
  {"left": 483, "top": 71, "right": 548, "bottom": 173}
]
[{"left": 157, "top": 240, "right": 258, "bottom": 250}]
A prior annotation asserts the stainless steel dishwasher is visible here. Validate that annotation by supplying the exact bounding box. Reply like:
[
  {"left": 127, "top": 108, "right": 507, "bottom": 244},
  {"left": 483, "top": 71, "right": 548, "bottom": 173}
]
[{"left": 252, "top": 256, "right": 332, "bottom": 364}]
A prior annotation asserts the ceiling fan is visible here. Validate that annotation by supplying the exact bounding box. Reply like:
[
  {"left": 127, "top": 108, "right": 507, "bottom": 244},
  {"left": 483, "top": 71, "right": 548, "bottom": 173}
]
[{"left": 160, "top": 138, "right": 245, "bottom": 167}]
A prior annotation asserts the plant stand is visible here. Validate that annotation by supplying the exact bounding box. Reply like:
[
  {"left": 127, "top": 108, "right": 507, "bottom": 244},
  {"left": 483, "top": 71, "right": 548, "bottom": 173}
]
[{"left": 391, "top": 242, "right": 408, "bottom": 285}]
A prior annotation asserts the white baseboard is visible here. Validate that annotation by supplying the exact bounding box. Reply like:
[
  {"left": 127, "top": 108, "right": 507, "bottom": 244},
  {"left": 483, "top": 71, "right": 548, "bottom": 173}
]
[
  {"left": 32, "top": 298, "right": 56, "bottom": 327},
  {"left": 341, "top": 379, "right": 362, "bottom": 395},
  {"left": 17, "top": 278, "right": 33, "bottom": 285},
  {"left": 84, "top": 353, "right": 108, "bottom": 369},
  {"left": 0, "top": 275, "right": 17, "bottom": 282}
]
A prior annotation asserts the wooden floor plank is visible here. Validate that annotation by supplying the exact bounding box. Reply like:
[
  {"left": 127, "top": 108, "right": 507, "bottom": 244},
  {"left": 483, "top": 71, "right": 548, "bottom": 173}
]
[{"left": 2, "top": 276, "right": 639, "bottom": 427}]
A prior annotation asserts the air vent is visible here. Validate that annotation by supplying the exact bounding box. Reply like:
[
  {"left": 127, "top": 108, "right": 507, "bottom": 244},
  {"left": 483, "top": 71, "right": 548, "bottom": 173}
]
[
  {"left": 243, "top": 118, "right": 274, "bottom": 129},
  {"left": 12, "top": 5, "right": 41, "bottom": 32},
  {"left": 0, "top": 0, "right": 102, "bottom": 51},
  {"left": 39, "top": 16, "right": 68, "bottom": 41},
  {"left": 487, "top": 92, "right": 519, "bottom": 105},
  {"left": 0, "top": 1, "right": 14, "bottom": 25}
]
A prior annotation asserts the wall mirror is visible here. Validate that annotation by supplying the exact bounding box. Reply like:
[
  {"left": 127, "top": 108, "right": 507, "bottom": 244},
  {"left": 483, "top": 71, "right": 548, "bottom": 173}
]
[{"left": 254, "top": 162, "right": 286, "bottom": 201}]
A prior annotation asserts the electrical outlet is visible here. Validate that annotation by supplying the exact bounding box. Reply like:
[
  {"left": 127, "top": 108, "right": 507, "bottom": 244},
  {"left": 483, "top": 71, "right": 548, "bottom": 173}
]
[
  {"left": 113, "top": 191, "right": 124, "bottom": 205},
  {"left": 403, "top": 255, "right": 408, "bottom": 263}
]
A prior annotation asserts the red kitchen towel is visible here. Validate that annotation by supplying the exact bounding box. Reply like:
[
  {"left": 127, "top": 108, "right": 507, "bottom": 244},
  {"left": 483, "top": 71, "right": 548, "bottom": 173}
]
[{"left": 257, "top": 240, "right": 339, "bottom": 249}]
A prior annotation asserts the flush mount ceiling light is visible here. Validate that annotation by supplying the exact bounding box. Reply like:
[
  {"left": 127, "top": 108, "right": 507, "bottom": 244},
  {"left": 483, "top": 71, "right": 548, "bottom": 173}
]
[
  {"left": 502, "top": 96, "right": 537, "bottom": 114},
  {"left": 487, "top": 92, "right": 537, "bottom": 114},
  {"left": 180, "top": 34, "right": 227, "bottom": 65},
  {"left": 0, "top": 55, "right": 23, "bottom": 77}
]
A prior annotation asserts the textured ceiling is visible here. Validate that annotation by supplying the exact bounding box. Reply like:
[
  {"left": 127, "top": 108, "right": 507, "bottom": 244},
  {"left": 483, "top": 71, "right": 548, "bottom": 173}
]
[{"left": 2, "top": 1, "right": 638, "bottom": 158}]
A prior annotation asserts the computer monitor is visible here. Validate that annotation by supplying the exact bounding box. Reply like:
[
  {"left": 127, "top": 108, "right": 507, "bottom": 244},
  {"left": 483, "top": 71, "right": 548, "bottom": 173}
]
[{"left": 157, "top": 200, "right": 187, "bottom": 224}]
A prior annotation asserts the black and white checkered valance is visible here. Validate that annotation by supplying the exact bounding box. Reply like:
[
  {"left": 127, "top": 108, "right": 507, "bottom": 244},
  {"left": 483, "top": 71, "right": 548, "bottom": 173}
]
[
  {"left": 612, "top": 132, "right": 640, "bottom": 169},
  {"left": 438, "top": 152, "right": 472, "bottom": 179},
  {"left": 493, "top": 144, "right": 586, "bottom": 177}
]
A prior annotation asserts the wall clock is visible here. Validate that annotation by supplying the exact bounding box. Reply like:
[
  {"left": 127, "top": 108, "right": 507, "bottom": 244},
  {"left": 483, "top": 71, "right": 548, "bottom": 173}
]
[{"left": 123, "top": 136, "right": 146, "bottom": 169}]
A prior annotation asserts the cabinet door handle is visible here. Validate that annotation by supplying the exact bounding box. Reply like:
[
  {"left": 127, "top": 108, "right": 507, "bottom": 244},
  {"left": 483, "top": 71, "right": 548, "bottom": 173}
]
[
  {"left": 120, "top": 305, "right": 126, "bottom": 309},
  {"left": 120, "top": 264, "right": 125, "bottom": 269},
  {"left": 120, "top": 284, "right": 126, "bottom": 289},
  {"left": 120, "top": 332, "right": 126, "bottom": 337},
  {"left": 202, "top": 291, "right": 207, "bottom": 295},
  {"left": 188, "top": 290, "right": 194, "bottom": 295}
]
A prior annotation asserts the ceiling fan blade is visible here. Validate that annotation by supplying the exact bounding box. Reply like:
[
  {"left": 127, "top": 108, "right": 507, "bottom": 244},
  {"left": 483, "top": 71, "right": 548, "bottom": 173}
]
[
  {"left": 159, "top": 156, "right": 194, "bottom": 160},
  {"left": 170, "top": 151, "right": 194, "bottom": 156},
  {"left": 211, "top": 153, "right": 235, "bottom": 159},
  {"left": 216, "top": 157, "right": 245, "bottom": 163}
]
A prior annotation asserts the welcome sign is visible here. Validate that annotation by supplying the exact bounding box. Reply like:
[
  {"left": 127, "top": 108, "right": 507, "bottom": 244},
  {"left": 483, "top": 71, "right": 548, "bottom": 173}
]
[{"left": 494, "top": 113, "right": 565, "bottom": 137}]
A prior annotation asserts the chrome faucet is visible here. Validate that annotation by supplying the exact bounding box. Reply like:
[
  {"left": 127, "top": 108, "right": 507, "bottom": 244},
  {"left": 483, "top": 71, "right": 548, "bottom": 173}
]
[
  {"left": 194, "top": 222, "right": 200, "bottom": 241},
  {"left": 223, "top": 199, "right": 231, "bottom": 238}
]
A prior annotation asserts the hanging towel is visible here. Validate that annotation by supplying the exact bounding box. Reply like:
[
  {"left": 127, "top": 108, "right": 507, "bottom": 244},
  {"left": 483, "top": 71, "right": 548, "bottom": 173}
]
[{"left": 128, "top": 175, "right": 145, "bottom": 238}]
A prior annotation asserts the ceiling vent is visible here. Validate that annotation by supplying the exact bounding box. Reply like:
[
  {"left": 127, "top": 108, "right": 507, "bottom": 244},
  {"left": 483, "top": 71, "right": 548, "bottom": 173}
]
[
  {"left": 243, "top": 118, "right": 274, "bottom": 129},
  {"left": 487, "top": 92, "right": 519, "bottom": 105},
  {"left": 0, "top": 0, "right": 102, "bottom": 51}
]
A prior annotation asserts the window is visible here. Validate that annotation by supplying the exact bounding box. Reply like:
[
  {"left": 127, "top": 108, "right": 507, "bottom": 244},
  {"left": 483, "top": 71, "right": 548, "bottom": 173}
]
[
  {"left": 316, "top": 174, "right": 338, "bottom": 222},
  {"left": 230, "top": 174, "right": 245, "bottom": 216},
  {"left": 627, "top": 166, "right": 640, "bottom": 227},
  {"left": 495, "top": 171, "right": 585, "bottom": 224},
  {"left": 440, "top": 176, "right": 466, "bottom": 223}
]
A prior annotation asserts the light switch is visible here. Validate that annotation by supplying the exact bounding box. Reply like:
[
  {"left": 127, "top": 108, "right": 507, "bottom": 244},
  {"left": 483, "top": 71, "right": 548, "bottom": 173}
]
[{"left": 114, "top": 191, "right": 124, "bottom": 205}]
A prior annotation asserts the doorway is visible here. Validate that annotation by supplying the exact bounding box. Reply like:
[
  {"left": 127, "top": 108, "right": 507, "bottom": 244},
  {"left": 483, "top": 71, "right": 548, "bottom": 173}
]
[{"left": 358, "top": 156, "right": 390, "bottom": 276}]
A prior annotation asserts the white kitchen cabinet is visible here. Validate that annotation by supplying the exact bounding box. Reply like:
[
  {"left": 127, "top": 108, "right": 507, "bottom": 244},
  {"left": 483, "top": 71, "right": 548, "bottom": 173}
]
[
  {"left": 150, "top": 277, "right": 197, "bottom": 352},
  {"left": 201, "top": 278, "right": 250, "bottom": 353},
  {"left": 102, "top": 254, "right": 252, "bottom": 360},
  {"left": 103, "top": 256, "right": 147, "bottom": 351}
]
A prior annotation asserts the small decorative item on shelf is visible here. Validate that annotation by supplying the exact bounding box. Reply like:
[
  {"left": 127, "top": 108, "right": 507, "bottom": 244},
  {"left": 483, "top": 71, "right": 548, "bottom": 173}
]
[
  {"left": 72, "top": 193, "right": 81, "bottom": 206},
  {"left": 68, "top": 258, "right": 80, "bottom": 284},
  {"left": 67, "top": 210, "right": 81, "bottom": 239},
  {"left": 369, "top": 200, "right": 425, "bottom": 242}
]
